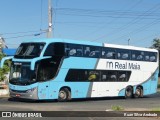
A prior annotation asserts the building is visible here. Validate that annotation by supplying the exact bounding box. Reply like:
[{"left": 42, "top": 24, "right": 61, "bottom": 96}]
[
  {"left": 2, "top": 48, "right": 16, "bottom": 56},
  {"left": 0, "top": 37, "right": 7, "bottom": 52}
]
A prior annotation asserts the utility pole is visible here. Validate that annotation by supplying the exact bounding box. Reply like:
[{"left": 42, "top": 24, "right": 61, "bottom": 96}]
[{"left": 47, "top": 0, "right": 53, "bottom": 38}]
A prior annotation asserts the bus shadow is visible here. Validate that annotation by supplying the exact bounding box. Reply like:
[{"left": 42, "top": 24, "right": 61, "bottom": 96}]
[
  {"left": 7, "top": 92, "right": 160, "bottom": 103},
  {"left": 7, "top": 96, "right": 126, "bottom": 103},
  {"left": 70, "top": 96, "right": 126, "bottom": 102}
]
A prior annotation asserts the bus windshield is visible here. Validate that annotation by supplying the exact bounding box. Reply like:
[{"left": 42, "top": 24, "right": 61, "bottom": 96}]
[
  {"left": 9, "top": 63, "right": 36, "bottom": 85},
  {"left": 15, "top": 43, "right": 45, "bottom": 58}
]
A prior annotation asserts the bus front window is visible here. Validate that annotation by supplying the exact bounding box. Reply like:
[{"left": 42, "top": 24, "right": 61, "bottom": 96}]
[
  {"left": 10, "top": 64, "right": 36, "bottom": 85},
  {"left": 15, "top": 43, "right": 45, "bottom": 58}
]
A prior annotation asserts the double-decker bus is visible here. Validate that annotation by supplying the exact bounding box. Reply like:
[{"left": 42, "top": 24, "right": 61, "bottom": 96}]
[{"left": 0, "top": 38, "right": 159, "bottom": 101}]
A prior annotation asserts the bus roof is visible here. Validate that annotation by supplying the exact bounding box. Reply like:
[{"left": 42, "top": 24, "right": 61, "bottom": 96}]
[{"left": 22, "top": 38, "right": 158, "bottom": 52}]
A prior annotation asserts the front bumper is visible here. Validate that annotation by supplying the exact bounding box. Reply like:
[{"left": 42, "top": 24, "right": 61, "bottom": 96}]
[{"left": 9, "top": 87, "right": 38, "bottom": 100}]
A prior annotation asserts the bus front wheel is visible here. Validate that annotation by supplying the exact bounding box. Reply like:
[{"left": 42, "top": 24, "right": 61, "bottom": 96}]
[{"left": 58, "top": 88, "right": 71, "bottom": 102}]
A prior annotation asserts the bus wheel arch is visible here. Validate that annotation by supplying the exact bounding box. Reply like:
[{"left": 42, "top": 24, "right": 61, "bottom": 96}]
[
  {"left": 134, "top": 86, "right": 143, "bottom": 98},
  {"left": 125, "top": 86, "right": 133, "bottom": 99},
  {"left": 58, "top": 87, "right": 71, "bottom": 102}
]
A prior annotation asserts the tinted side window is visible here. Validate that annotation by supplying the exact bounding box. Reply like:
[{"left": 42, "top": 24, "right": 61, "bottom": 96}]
[
  {"left": 107, "top": 71, "right": 117, "bottom": 81},
  {"left": 150, "top": 52, "right": 157, "bottom": 62},
  {"left": 65, "top": 69, "right": 79, "bottom": 81},
  {"left": 117, "top": 71, "right": 126, "bottom": 81},
  {"left": 83, "top": 46, "right": 101, "bottom": 58},
  {"left": 144, "top": 52, "right": 150, "bottom": 61},
  {"left": 102, "top": 48, "right": 116, "bottom": 59},
  {"left": 65, "top": 69, "right": 131, "bottom": 82},
  {"left": 87, "top": 70, "right": 100, "bottom": 81},
  {"left": 101, "top": 71, "right": 108, "bottom": 81},
  {"left": 117, "top": 71, "right": 131, "bottom": 82},
  {"left": 65, "top": 69, "right": 100, "bottom": 82},
  {"left": 54, "top": 43, "right": 65, "bottom": 56},
  {"left": 65, "top": 44, "right": 83, "bottom": 57},
  {"left": 44, "top": 43, "right": 54, "bottom": 56},
  {"left": 117, "top": 49, "right": 130, "bottom": 60},
  {"left": 132, "top": 51, "right": 144, "bottom": 61}
]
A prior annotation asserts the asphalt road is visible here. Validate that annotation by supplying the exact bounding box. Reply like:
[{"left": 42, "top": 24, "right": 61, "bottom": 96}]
[{"left": 0, "top": 92, "right": 159, "bottom": 120}]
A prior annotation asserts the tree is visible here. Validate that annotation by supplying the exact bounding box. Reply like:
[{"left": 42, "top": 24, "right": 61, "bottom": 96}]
[
  {"left": 0, "top": 52, "right": 10, "bottom": 82},
  {"left": 151, "top": 38, "right": 160, "bottom": 76},
  {"left": 151, "top": 38, "right": 160, "bottom": 50}
]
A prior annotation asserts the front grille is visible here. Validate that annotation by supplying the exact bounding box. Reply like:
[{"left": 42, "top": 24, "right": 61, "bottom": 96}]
[{"left": 10, "top": 89, "right": 27, "bottom": 93}]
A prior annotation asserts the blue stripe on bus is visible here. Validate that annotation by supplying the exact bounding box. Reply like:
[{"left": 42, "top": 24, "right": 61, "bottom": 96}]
[
  {"left": 118, "top": 69, "right": 159, "bottom": 96},
  {"left": 44, "top": 57, "right": 98, "bottom": 99},
  {"left": 23, "top": 38, "right": 103, "bottom": 47},
  {"left": 142, "top": 69, "right": 159, "bottom": 95}
]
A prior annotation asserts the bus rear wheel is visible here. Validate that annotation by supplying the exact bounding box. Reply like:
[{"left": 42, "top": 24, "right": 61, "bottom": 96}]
[
  {"left": 125, "top": 86, "right": 133, "bottom": 99},
  {"left": 134, "top": 87, "right": 143, "bottom": 98},
  {"left": 58, "top": 88, "right": 71, "bottom": 102}
]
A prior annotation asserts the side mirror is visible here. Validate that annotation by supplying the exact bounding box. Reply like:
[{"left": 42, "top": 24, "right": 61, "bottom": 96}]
[{"left": 0, "top": 56, "right": 13, "bottom": 68}]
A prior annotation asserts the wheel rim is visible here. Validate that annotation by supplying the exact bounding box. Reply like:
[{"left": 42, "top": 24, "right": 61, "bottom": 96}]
[
  {"left": 135, "top": 89, "right": 141, "bottom": 96},
  {"left": 59, "top": 91, "right": 66, "bottom": 100},
  {"left": 126, "top": 89, "right": 131, "bottom": 97}
]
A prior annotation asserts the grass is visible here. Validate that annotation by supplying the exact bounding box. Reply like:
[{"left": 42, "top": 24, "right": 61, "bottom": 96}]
[
  {"left": 111, "top": 105, "right": 124, "bottom": 111},
  {"left": 152, "top": 108, "right": 160, "bottom": 112}
]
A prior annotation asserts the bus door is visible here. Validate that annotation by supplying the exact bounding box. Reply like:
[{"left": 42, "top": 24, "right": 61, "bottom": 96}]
[
  {"left": 38, "top": 82, "right": 49, "bottom": 99},
  {"left": 36, "top": 60, "right": 52, "bottom": 99},
  {"left": 37, "top": 58, "right": 58, "bottom": 99}
]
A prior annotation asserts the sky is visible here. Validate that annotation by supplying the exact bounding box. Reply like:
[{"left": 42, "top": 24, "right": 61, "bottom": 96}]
[{"left": 0, "top": 0, "right": 160, "bottom": 48}]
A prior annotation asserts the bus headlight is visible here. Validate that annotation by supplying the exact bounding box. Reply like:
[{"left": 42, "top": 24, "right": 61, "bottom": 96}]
[{"left": 26, "top": 87, "right": 36, "bottom": 93}]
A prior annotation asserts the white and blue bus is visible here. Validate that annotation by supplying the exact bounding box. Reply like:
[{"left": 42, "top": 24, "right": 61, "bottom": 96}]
[{"left": 0, "top": 38, "right": 159, "bottom": 101}]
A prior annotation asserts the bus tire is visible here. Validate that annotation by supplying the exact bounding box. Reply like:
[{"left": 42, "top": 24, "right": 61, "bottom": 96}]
[
  {"left": 134, "top": 86, "right": 143, "bottom": 98},
  {"left": 125, "top": 86, "right": 133, "bottom": 99},
  {"left": 58, "top": 88, "right": 70, "bottom": 102}
]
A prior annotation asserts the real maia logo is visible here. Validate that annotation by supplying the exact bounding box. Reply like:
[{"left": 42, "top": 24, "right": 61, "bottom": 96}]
[{"left": 107, "top": 61, "right": 140, "bottom": 70}]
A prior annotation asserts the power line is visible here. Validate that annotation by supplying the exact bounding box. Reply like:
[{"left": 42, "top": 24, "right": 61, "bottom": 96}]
[
  {"left": 4, "top": 31, "right": 47, "bottom": 39},
  {"left": 0, "top": 30, "right": 43, "bottom": 35},
  {"left": 110, "top": 18, "right": 160, "bottom": 42},
  {"left": 75, "top": 0, "right": 143, "bottom": 40},
  {"left": 91, "top": 3, "right": 160, "bottom": 42}
]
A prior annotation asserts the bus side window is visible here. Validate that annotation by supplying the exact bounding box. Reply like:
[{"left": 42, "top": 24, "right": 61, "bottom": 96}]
[
  {"left": 67, "top": 44, "right": 83, "bottom": 57},
  {"left": 150, "top": 52, "right": 157, "bottom": 62},
  {"left": 101, "top": 71, "right": 108, "bottom": 81},
  {"left": 44, "top": 43, "right": 54, "bottom": 56},
  {"left": 65, "top": 69, "right": 79, "bottom": 81},
  {"left": 88, "top": 70, "right": 100, "bottom": 81},
  {"left": 144, "top": 52, "right": 150, "bottom": 61},
  {"left": 108, "top": 71, "right": 117, "bottom": 81},
  {"left": 84, "top": 46, "right": 100, "bottom": 58},
  {"left": 131, "top": 53, "right": 136, "bottom": 60},
  {"left": 132, "top": 51, "right": 144, "bottom": 61},
  {"left": 102, "top": 48, "right": 116, "bottom": 59},
  {"left": 117, "top": 49, "right": 130, "bottom": 60},
  {"left": 137, "top": 51, "right": 144, "bottom": 60},
  {"left": 118, "top": 71, "right": 126, "bottom": 81}
]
